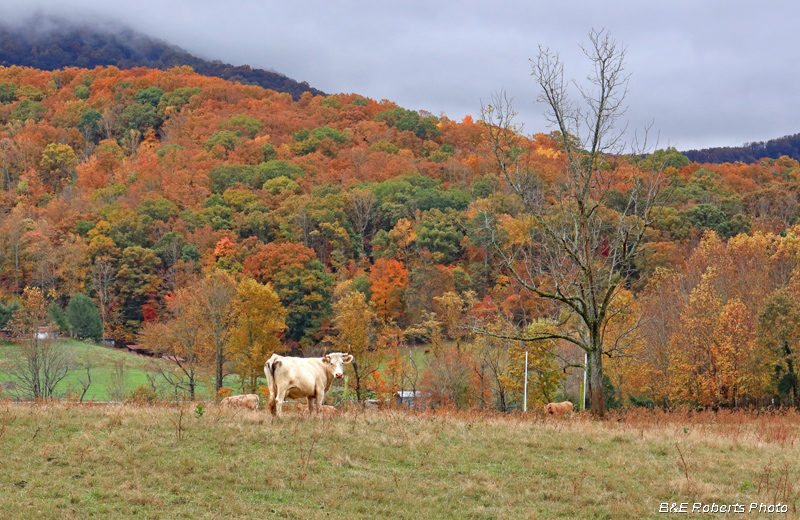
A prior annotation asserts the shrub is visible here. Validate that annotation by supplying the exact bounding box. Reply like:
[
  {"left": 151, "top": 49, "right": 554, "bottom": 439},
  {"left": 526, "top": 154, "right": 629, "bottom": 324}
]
[
  {"left": 421, "top": 347, "right": 476, "bottom": 410},
  {"left": 216, "top": 387, "right": 234, "bottom": 401},
  {"left": 129, "top": 385, "right": 158, "bottom": 405},
  {"left": 257, "top": 385, "right": 271, "bottom": 407}
]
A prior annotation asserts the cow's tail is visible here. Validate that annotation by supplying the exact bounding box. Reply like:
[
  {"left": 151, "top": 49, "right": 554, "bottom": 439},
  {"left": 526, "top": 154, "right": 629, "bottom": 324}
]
[{"left": 264, "top": 355, "right": 281, "bottom": 416}]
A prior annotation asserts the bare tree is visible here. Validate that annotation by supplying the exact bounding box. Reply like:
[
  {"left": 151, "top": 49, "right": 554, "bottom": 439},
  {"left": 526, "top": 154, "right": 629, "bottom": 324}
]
[
  {"left": 138, "top": 303, "right": 207, "bottom": 401},
  {"left": 398, "top": 353, "right": 422, "bottom": 408},
  {"left": 7, "top": 287, "right": 73, "bottom": 399},
  {"left": 88, "top": 258, "right": 116, "bottom": 337},
  {"left": 0, "top": 138, "right": 13, "bottom": 191},
  {"left": 1, "top": 208, "right": 35, "bottom": 291},
  {"left": 106, "top": 359, "right": 129, "bottom": 401},
  {"left": 470, "top": 325, "right": 513, "bottom": 411},
  {"left": 196, "top": 271, "right": 237, "bottom": 392},
  {"left": 345, "top": 188, "right": 377, "bottom": 254},
  {"left": 100, "top": 107, "right": 119, "bottom": 141},
  {"left": 478, "top": 30, "right": 662, "bottom": 417},
  {"left": 76, "top": 360, "right": 94, "bottom": 402}
]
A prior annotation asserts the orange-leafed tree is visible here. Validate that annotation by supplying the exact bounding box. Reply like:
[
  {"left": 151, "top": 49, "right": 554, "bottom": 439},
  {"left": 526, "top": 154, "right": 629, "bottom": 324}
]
[
  {"left": 138, "top": 288, "right": 211, "bottom": 400},
  {"left": 601, "top": 289, "right": 654, "bottom": 406},
  {"left": 639, "top": 268, "right": 685, "bottom": 408},
  {"left": 196, "top": 270, "right": 238, "bottom": 392},
  {"left": 243, "top": 241, "right": 333, "bottom": 345},
  {"left": 668, "top": 272, "right": 768, "bottom": 407},
  {"left": 369, "top": 257, "right": 408, "bottom": 323},
  {"left": 420, "top": 345, "right": 477, "bottom": 410}
]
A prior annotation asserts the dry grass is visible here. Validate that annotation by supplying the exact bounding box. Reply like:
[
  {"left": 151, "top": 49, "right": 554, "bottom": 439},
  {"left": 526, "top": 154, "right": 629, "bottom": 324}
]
[{"left": 0, "top": 403, "right": 798, "bottom": 519}]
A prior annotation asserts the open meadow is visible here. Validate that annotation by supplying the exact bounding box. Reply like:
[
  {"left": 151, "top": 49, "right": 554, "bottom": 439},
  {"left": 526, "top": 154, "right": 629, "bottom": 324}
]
[
  {"left": 0, "top": 402, "right": 798, "bottom": 519},
  {"left": 0, "top": 340, "right": 217, "bottom": 401}
]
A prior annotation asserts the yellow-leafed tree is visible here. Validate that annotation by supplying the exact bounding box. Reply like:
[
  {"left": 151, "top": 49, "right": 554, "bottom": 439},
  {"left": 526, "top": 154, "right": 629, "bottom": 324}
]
[
  {"left": 668, "top": 270, "right": 769, "bottom": 407},
  {"left": 328, "top": 284, "right": 378, "bottom": 401},
  {"left": 602, "top": 289, "right": 654, "bottom": 406},
  {"left": 229, "top": 278, "right": 287, "bottom": 393},
  {"left": 501, "top": 319, "right": 564, "bottom": 408}
]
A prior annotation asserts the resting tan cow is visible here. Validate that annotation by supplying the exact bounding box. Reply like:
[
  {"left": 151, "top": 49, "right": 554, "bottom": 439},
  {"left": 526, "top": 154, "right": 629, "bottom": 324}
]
[
  {"left": 265, "top": 352, "right": 353, "bottom": 417},
  {"left": 293, "top": 403, "right": 339, "bottom": 416},
  {"left": 220, "top": 394, "right": 260, "bottom": 410},
  {"left": 544, "top": 401, "right": 573, "bottom": 415}
]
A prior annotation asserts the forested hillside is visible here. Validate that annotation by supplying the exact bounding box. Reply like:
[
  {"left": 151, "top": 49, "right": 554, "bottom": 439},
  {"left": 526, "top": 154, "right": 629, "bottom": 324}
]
[
  {"left": 683, "top": 133, "right": 800, "bottom": 164},
  {"left": 0, "top": 21, "right": 325, "bottom": 100},
  {"left": 2, "top": 64, "right": 800, "bottom": 410}
]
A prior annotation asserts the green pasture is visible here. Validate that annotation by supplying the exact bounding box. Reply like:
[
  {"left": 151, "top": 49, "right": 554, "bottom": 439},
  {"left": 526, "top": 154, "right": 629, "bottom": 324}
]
[
  {"left": 0, "top": 340, "right": 220, "bottom": 401},
  {"left": 0, "top": 340, "right": 430, "bottom": 403}
]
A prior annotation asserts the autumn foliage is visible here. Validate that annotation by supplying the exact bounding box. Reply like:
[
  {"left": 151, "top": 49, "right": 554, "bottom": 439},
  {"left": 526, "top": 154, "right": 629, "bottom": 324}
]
[{"left": 2, "top": 63, "right": 800, "bottom": 408}]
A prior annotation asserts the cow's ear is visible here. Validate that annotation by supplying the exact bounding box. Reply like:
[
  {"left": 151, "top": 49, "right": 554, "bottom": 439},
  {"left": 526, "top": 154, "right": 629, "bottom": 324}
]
[
  {"left": 322, "top": 354, "right": 331, "bottom": 364},
  {"left": 343, "top": 354, "right": 354, "bottom": 363}
]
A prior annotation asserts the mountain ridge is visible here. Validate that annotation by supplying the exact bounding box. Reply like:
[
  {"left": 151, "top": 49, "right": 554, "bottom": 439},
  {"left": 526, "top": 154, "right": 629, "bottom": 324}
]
[
  {"left": 0, "top": 18, "right": 326, "bottom": 101},
  {"left": 682, "top": 133, "right": 800, "bottom": 164}
]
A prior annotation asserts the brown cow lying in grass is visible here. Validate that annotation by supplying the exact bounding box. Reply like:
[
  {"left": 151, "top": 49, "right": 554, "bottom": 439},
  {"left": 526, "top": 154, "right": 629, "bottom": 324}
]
[
  {"left": 293, "top": 403, "right": 339, "bottom": 416},
  {"left": 544, "top": 401, "right": 573, "bottom": 415},
  {"left": 220, "top": 394, "right": 260, "bottom": 410}
]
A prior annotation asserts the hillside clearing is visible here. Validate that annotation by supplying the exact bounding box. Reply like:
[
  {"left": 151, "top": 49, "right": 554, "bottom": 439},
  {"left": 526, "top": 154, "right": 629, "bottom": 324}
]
[{"left": 0, "top": 340, "right": 217, "bottom": 401}]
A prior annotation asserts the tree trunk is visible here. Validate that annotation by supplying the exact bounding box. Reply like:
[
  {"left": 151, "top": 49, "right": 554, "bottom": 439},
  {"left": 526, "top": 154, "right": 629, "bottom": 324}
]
[
  {"left": 786, "top": 353, "right": 797, "bottom": 407},
  {"left": 352, "top": 361, "right": 363, "bottom": 401},
  {"left": 588, "top": 347, "right": 606, "bottom": 418},
  {"left": 215, "top": 345, "right": 224, "bottom": 392}
]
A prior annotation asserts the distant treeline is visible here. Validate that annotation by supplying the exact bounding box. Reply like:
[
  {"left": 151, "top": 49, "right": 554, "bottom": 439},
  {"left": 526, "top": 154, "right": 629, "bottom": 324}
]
[
  {"left": 683, "top": 133, "right": 800, "bottom": 164},
  {"left": 0, "top": 20, "right": 326, "bottom": 101}
]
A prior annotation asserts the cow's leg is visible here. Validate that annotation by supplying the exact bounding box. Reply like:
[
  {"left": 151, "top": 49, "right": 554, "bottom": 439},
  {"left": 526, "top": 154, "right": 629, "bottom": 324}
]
[
  {"left": 315, "top": 385, "right": 325, "bottom": 416},
  {"left": 306, "top": 396, "right": 315, "bottom": 417},
  {"left": 275, "top": 387, "right": 288, "bottom": 417}
]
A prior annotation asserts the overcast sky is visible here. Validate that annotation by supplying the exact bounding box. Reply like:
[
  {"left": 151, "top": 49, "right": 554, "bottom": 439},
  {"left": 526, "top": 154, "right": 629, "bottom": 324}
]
[{"left": 6, "top": 1, "right": 800, "bottom": 151}]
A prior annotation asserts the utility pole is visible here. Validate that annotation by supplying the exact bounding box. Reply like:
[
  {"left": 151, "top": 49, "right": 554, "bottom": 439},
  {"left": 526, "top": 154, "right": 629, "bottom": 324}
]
[
  {"left": 523, "top": 351, "right": 529, "bottom": 412},
  {"left": 582, "top": 351, "right": 588, "bottom": 410}
]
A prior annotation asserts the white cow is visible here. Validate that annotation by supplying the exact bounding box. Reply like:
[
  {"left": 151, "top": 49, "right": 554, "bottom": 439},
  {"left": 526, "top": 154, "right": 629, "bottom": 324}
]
[{"left": 264, "top": 352, "right": 353, "bottom": 417}]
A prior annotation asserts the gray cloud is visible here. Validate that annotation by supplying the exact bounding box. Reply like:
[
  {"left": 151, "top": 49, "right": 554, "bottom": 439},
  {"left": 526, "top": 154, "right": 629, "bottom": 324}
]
[{"left": 5, "top": 1, "right": 800, "bottom": 151}]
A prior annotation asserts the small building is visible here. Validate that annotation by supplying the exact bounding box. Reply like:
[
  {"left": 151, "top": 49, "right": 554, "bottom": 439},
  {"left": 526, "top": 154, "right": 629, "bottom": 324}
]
[
  {"left": 0, "top": 329, "right": 11, "bottom": 339},
  {"left": 126, "top": 344, "right": 155, "bottom": 357},
  {"left": 162, "top": 355, "right": 186, "bottom": 363},
  {"left": 36, "top": 326, "right": 57, "bottom": 339},
  {"left": 394, "top": 390, "right": 422, "bottom": 407}
]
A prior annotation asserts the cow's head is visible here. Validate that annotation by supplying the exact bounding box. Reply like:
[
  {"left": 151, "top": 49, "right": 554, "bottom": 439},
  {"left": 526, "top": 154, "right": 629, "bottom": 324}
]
[{"left": 323, "top": 352, "right": 354, "bottom": 379}]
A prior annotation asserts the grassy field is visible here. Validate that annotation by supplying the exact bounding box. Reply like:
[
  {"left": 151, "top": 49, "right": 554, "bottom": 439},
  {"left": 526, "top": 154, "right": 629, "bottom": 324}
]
[
  {"left": 0, "top": 341, "right": 434, "bottom": 403},
  {"left": 0, "top": 340, "right": 219, "bottom": 401},
  {"left": 0, "top": 403, "right": 798, "bottom": 519}
]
